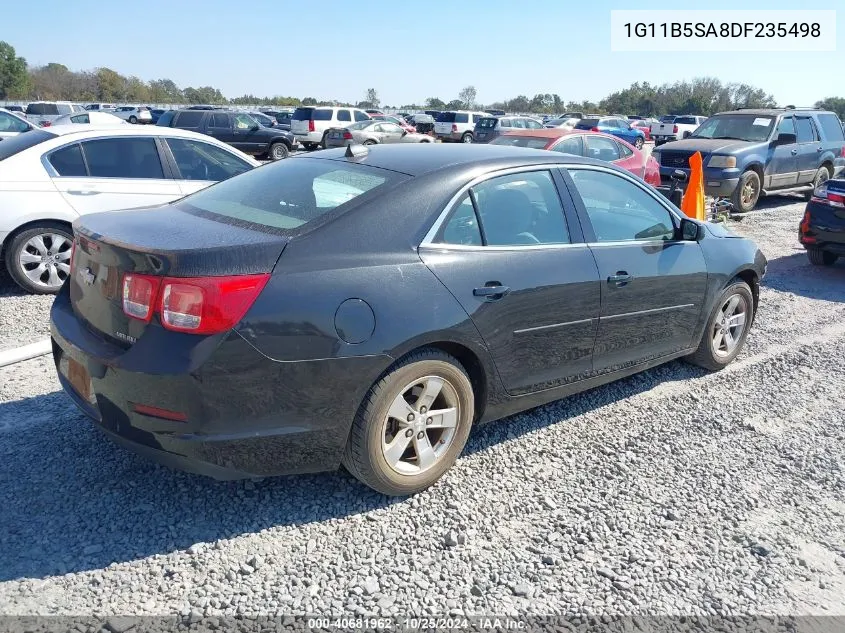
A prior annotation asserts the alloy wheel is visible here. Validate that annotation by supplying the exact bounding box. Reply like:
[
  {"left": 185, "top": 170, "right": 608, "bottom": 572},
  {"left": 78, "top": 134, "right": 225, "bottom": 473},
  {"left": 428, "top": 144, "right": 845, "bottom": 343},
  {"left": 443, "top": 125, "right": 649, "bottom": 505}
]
[
  {"left": 712, "top": 294, "right": 748, "bottom": 358},
  {"left": 18, "top": 233, "right": 72, "bottom": 291},
  {"left": 381, "top": 376, "right": 459, "bottom": 476}
]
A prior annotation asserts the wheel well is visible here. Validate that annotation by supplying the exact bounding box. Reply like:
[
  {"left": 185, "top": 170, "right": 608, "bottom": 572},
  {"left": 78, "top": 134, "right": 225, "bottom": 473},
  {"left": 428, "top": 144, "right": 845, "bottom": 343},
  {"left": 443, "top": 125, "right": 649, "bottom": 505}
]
[
  {"left": 2, "top": 219, "right": 73, "bottom": 257},
  {"left": 397, "top": 342, "right": 488, "bottom": 424},
  {"left": 746, "top": 164, "right": 764, "bottom": 182},
  {"left": 821, "top": 161, "right": 833, "bottom": 176},
  {"left": 734, "top": 269, "right": 760, "bottom": 322}
]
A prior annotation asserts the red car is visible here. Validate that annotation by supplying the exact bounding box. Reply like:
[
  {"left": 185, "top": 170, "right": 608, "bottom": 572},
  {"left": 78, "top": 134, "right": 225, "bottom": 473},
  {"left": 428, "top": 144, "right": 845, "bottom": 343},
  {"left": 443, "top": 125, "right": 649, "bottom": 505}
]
[
  {"left": 630, "top": 118, "right": 657, "bottom": 142},
  {"left": 491, "top": 129, "right": 660, "bottom": 186},
  {"left": 371, "top": 114, "right": 417, "bottom": 134}
]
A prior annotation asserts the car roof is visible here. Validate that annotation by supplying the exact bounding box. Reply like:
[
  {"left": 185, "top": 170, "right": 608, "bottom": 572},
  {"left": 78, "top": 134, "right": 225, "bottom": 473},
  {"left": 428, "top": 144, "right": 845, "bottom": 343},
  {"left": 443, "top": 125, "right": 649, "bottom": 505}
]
[
  {"left": 498, "top": 128, "right": 633, "bottom": 145},
  {"left": 719, "top": 108, "right": 827, "bottom": 116},
  {"left": 39, "top": 124, "right": 242, "bottom": 141},
  {"left": 308, "top": 142, "right": 611, "bottom": 177}
]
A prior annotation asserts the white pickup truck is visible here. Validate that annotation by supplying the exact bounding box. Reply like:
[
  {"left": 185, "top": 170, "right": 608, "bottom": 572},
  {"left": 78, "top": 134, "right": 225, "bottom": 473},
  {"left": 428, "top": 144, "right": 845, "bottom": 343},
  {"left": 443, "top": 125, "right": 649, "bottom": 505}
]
[{"left": 650, "top": 115, "right": 708, "bottom": 146}]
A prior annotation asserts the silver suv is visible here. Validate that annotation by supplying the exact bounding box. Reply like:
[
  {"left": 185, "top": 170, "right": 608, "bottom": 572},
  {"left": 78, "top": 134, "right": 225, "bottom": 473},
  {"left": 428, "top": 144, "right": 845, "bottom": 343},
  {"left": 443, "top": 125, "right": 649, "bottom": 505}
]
[
  {"left": 434, "top": 110, "right": 490, "bottom": 143},
  {"left": 291, "top": 106, "right": 371, "bottom": 149},
  {"left": 473, "top": 115, "right": 545, "bottom": 143}
]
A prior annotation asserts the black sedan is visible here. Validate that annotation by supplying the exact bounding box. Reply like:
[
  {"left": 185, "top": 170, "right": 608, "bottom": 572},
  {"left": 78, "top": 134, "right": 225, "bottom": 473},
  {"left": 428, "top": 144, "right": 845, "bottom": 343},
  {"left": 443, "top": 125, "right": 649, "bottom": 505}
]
[
  {"left": 50, "top": 144, "right": 766, "bottom": 496},
  {"left": 800, "top": 178, "right": 845, "bottom": 266}
]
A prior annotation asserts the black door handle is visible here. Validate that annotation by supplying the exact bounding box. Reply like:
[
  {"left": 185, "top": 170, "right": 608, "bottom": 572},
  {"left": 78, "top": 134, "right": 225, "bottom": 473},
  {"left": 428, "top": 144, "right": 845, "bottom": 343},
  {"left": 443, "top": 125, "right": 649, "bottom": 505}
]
[
  {"left": 608, "top": 272, "right": 633, "bottom": 287},
  {"left": 473, "top": 284, "right": 510, "bottom": 299}
]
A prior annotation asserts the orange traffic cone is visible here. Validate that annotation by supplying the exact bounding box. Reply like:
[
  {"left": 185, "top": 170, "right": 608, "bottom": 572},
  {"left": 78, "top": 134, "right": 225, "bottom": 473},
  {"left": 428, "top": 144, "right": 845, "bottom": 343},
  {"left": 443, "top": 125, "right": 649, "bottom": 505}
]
[{"left": 681, "top": 151, "right": 705, "bottom": 221}]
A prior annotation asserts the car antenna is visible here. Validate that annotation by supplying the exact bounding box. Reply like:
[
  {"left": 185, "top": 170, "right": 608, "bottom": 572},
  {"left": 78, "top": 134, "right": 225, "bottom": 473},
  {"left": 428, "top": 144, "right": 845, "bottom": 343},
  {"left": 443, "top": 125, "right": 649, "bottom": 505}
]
[{"left": 345, "top": 143, "right": 369, "bottom": 159}]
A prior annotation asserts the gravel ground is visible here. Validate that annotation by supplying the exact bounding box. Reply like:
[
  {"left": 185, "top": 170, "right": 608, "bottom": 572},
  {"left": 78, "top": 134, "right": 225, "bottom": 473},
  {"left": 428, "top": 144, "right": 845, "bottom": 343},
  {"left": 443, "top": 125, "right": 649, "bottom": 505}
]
[
  {"left": 0, "top": 269, "right": 54, "bottom": 353},
  {"left": 0, "top": 196, "right": 844, "bottom": 620}
]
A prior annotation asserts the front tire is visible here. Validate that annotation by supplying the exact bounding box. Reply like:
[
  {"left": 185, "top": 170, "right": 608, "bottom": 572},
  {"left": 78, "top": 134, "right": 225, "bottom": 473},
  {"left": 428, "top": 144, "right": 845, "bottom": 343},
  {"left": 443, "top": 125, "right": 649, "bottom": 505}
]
[
  {"left": 342, "top": 349, "right": 474, "bottom": 496},
  {"left": 731, "top": 170, "right": 761, "bottom": 213},
  {"left": 685, "top": 280, "right": 754, "bottom": 371},
  {"left": 634, "top": 137, "right": 644, "bottom": 150},
  {"left": 807, "top": 247, "right": 838, "bottom": 266},
  {"left": 5, "top": 223, "right": 74, "bottom": 295},
  {"left": 269, "top": 142, "right": 289, "bottom": 160},
  {"left": 363, "top": 139, "right": 377, "bottom": 146}
]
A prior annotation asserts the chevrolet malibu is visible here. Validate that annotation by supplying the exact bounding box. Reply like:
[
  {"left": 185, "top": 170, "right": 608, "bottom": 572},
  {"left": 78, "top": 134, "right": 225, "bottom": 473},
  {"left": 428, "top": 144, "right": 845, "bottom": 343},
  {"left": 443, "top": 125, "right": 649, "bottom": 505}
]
[{"left": 51, "top": 144, "right": 766, "bottom": 496}]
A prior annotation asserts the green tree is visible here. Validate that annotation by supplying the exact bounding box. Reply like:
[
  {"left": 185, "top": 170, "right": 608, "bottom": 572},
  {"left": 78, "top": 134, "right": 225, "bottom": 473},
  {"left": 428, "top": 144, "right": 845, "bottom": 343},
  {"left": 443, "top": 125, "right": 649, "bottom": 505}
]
[
  {"left": 301, "top": 96, "right": 318, "bottom": 106},
  {"left": 425, "top": 97, "right": 445, "bottom": 109},
  {"left": 148, "top": 78, "right": 183, "bottom": 103},
  {"left": 363, "top": 88, "right": 380, "bottom": 109},
  {"left": 96, "top": 67, "right": 124, "bottom": 101},
  {"left": 815, "top": 97, "right": 845, "bottom": 119},
  {"left": 124, "top": 76, "right": 150, "bottom": 102},
  {"left": 445, "top": 99, "right": 464, "bottom": 110},
  {"left": 0, "top": 41, "right": 28, "bottom": 99}
]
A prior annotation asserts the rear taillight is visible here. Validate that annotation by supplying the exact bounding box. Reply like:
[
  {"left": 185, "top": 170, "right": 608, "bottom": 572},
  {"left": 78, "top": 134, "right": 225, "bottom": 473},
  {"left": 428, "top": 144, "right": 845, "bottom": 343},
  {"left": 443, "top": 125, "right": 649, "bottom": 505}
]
[
  {"left": 41, "top": 120, "right": 51, "bottom": 127},
  {"left": 591, "top": 127, "right": 599, "bottom": 132},
  {"left": 159, "top": 274, "right": 270, "bottom": 334},
  {"left": 673, "top": 125, "right": 679, "bottom": 134},
  {"left": 308, "top": 120, "right": 315, "bottom": 132},
  {"left": 343, "top": 131, "right": 352, "bottom": 140},
  {"left": 122, "top": 274, "right": 161, "bottom": 322},
  {"left": 810, "top": 183, "right": 845, "bottom": 208},
  {"left": 121, "top": 273, "right": 270, "bottom": 334},
  {"left": 452, "top": 124, "right": 458, "bottom": 133}
]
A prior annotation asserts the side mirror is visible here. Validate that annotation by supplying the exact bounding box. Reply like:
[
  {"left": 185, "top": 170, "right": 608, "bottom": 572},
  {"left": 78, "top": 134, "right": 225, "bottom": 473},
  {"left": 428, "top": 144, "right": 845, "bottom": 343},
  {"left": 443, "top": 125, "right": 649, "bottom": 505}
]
[
  {"left": 679, "top": 218, "right": 701, "bottom": 241},
  {"left": 671, "top": 169, "right": 688, "bottom": 183},
  {"left": 774, "top": 132, "right": 796, "bottom": 146}
]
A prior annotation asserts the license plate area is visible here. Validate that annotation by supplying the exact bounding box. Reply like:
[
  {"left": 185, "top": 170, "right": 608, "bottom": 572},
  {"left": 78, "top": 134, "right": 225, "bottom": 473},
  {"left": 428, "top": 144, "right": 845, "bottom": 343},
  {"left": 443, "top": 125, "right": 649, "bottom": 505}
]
[{"left": 60, "top": 355, "right": 96, "bottom": 406}]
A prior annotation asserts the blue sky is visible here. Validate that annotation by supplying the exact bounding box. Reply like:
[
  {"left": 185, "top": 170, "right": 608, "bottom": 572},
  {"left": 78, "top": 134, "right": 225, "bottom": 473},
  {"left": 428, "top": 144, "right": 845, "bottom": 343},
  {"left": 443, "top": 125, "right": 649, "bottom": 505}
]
[{"left": 7, "top": 0, "right": 843, "bottom": 106}]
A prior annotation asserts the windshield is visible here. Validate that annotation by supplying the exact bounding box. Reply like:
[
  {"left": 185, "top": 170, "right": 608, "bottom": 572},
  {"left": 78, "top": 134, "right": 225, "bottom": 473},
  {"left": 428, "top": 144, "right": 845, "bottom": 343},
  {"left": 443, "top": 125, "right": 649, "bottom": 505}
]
[
  {"left": 175, "top": 157, "right": 407, "bottom": 231},
  {"left": 490, "top": 136, "right": 550, "bottom": 149},
  {"left": 690, "top": 114, "right": 774, "bottom": 142}
]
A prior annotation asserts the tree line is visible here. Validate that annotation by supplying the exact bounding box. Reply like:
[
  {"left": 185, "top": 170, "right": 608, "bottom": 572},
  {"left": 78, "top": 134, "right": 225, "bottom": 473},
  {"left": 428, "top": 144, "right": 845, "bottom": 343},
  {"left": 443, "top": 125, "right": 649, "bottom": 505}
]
[{"left": 2, "top": 41, "right": 843, "bottom": 118}]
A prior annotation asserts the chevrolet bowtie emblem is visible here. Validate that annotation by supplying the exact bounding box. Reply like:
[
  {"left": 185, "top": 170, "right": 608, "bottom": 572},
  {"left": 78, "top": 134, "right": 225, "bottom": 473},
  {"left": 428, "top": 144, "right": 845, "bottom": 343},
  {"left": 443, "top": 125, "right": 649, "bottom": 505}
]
[{"left": 79, "top": 267, "right": 96, "bottom": 286}]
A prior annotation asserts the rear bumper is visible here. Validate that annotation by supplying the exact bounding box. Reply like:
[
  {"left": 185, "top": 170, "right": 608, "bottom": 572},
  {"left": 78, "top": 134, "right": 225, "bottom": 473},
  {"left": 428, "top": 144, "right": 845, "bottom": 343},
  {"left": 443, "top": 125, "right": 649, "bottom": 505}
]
[
  {"left": 435, "top": 131, "right": 467, "bottom": 142},
  {"left": 293, "top": 132, "right": 323, "bottom": 144},
  {"left": 49, "top": 286, "right": 391, "bottom": 480}
]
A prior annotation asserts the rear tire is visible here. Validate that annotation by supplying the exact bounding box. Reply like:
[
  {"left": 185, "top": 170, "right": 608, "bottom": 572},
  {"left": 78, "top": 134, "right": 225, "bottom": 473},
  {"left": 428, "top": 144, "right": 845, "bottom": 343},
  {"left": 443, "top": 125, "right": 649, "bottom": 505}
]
[
  {"left": 342, "top": 349, "right": 474, "bottom": 496},
  {"left": 731, "top": 170, "right": 761, "bottom": 213},
  {"left": 363, "top": 139, "right": 377, "bottom": 146},
  {"left": 5, "top": 223, "right": 74, "bottom": 295},
  {"left": 634, "top": 137, "right": 644, "bottom": 150},
  {"left": 461, "top": 133, "right": 473, "bottom": 143},
  {"left": 805, "top": 166, "right": 831, "bottom": 201},
  {"left": 807, "top": 248, "right": 838, "bottom": 266},
  {"left": 269, "top": 142, "right": 289, "bottom": 160},
  {"left": 685, "top": 280, "right": 754, "bottom": 371},
  {"left": 128, "top": 115, "right": 137, "bottom": 124},
  {"left": 320, "top": 133, "right": 329, "bottom": 149}
]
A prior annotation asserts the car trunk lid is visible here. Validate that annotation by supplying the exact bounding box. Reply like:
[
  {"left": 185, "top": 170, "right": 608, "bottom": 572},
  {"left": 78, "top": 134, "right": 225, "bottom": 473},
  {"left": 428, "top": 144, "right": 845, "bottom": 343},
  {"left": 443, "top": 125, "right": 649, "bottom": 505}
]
[{"left": 70, "top": 204, "right": 288, "bottom": 345}]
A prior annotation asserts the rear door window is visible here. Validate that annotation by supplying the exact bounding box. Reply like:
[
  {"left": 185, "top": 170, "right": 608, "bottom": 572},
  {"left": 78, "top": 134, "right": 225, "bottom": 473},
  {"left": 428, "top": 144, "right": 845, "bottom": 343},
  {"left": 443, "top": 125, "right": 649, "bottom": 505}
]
[
  {"left": 550, "top": 135, "right": 584, "bottom": 156},
  {"left": 312, "top": 109, "right": 332, "bottom": 121},
  {"left": 48, "top": 144, "right": 88, "bottom": 177},
  {"left": 455, "top": 113, "right": 469, "bottom": 124},
  {"left": 210, "top": 113, "right": 230, "bottom": 128},
  {"left": 80, "top": 138, "right": 165, "bottom": 179}
]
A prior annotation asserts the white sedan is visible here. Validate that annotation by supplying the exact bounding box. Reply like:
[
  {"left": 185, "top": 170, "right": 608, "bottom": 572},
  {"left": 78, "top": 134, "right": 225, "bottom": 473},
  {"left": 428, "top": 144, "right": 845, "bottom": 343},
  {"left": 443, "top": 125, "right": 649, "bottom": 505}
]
[
  {"left": 113, "top": 106, "right": 153, "bottom": 124},
  {"left": 0, "top": 108, "right": 35, "bottom": 139},
  {"left": 0, "top": 125, "right": 260, "bottom": 294},
  {"left": 51, "top": 111, "right": 127, "bottom": 126}
]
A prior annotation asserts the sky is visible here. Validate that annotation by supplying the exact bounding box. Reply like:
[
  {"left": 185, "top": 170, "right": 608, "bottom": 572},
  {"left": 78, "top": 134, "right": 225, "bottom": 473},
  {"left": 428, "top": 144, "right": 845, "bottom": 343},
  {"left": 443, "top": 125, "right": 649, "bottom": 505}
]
[{"left": 6, "top": 0, "right": 844, "bottom": 107}]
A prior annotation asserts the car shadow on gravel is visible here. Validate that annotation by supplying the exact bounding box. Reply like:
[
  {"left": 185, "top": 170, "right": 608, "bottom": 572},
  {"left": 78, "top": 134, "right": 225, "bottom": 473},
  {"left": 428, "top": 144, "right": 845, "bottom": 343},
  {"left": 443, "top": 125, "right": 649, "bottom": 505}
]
[
  {"left": 0, "top": 356, "right": 712, "bottom": 582},
  {"left": 761, "top": 252, "right": 845, "bottom": 302},
  {"left": 0, "top": 269, "right": 28, "bottom": 297}
]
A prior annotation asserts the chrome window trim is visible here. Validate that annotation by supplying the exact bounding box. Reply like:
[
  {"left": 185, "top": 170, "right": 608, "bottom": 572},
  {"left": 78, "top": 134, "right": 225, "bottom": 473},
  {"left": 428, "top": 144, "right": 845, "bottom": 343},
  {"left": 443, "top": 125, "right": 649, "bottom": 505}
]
[{"left": 420, "top": 162, "right": 687, "bottom": 250}]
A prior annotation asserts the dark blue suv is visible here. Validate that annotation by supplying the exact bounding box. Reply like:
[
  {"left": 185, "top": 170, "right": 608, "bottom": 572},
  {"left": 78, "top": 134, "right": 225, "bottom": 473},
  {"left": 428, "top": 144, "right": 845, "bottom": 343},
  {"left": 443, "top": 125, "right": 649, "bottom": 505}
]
[{"left": 653, "top": 108, "right": 845, "bottom": 212}]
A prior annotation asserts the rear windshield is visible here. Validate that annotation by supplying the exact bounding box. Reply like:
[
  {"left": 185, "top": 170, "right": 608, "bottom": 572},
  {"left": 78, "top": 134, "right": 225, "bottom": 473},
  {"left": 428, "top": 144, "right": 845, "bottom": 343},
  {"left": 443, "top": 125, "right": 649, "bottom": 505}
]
[
  {"left": 489, "top": 135, "right": 550, "bottom": 150},
  {"left": 175, "top": 158, "right": 408, "bottom": 232},
  {"left": 26, "top": 103, "right": 60, "bottom": 115},
  {"left": 675, "top": 116, "right": 698, "bottom": 125},
  {"left": 660, "top": 115, "right": 676, "bottom": 123},
  {"left": 575, "top": 118, "right": 599, "bottom": 129},
  {"left": 476, "top": 118, "right": 498, "bottom": 129},
  {"left": 436, "top": 112, "right": 457, "bottom": 123},
  {"left": 292, "top": 107, "right": 332, "bottom": 121},
  {"left": 0, "top": 129, "right": 55, "bottom": 161}
]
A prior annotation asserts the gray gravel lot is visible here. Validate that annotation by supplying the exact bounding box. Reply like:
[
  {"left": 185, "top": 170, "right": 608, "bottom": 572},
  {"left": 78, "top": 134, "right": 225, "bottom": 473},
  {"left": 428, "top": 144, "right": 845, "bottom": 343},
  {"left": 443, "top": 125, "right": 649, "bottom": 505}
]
[{"left": 0, "top": 195, "right": 844, "bottom": 619}]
